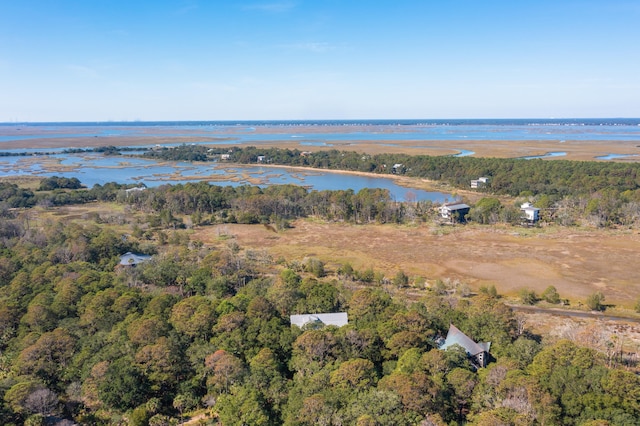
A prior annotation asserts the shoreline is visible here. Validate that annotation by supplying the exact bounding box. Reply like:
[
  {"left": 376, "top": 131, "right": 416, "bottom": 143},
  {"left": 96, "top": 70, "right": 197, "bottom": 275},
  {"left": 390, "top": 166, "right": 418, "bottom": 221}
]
[{"left": 243, "top": 162, "right": 476, "bottom": 200}]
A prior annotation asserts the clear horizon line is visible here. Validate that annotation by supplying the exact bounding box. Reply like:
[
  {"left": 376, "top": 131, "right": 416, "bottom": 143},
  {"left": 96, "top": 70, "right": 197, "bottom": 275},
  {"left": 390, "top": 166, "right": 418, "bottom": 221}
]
[{"left": 2, "top": 117, "right": 640, "bottom": 125}]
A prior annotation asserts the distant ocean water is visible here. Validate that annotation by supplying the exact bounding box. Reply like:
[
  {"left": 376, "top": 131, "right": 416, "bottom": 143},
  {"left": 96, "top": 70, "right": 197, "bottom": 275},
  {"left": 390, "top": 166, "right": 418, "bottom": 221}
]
[
  {"left": 2, "top": 118, "right": 640, "bottom": 145},
  {"left": 2, "top": 118, "right": 640, "bottom": 127}
]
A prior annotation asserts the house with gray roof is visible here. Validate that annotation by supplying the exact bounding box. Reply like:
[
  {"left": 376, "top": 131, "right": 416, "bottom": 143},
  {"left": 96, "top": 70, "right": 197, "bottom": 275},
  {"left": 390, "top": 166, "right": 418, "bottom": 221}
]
[
  {"left": 119, "top": 252, "right": 152, "bottom": 267},
  {"left": 290, "top": 312, "right": 348, "bottom": 328},
  {"left": 471, "top": 176, "right": 489, "bottom": 189},
  {"left": 520, "top": 202, "right": 540, "bottom": 224},
  {"left": 440, "top": 324, "right": 491, "bottom": 368},
  {"left": 439, "top": 202, "right": 470, "bottom": 223}
]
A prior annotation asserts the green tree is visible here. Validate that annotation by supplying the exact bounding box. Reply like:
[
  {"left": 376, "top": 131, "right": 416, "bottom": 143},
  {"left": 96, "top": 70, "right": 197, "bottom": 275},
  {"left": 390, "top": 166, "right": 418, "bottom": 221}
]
[
  {"left": 305, "top": 258, "right": 326, "bottom": 278},
  {"left": 470, "top": 198, "right": 502, "bottom": 224},
  {"left": 393, "top": 270, "right": 409, "bottom": 288},
  {"left": 216, "top": 385, "right": 271, "bottom": 426},
  {"left": 541, "top": 285, "right": 561, "bottom": 304},
  {"left": 16, "top": 328, "right": 76, "bottom": 385},
  {"left": 169, "top": 295, "right": 216, "bottom": 340},
  {"left": 4, "top": 380, "right": 44, "bottom": 417},
  {"left": 98, "top": 358, "right": 150, "bottom": 410},
  {"left": 329, "top": 358, "right": 376, "bottom": 391},
  {"left": 586, "top": 291, "right": 605, "bottom": 311},
  {"left": 340, "top": 389, "right": 412, "bottom": 426},
  {"left": 447, "top": 368, "right": 478, "bottom": 422},
  {"left": 518, "top": 288, "right": 538, "bottom": 305},
  {"left": 205, "top": 349, "right": 246, "bottom": 395}
]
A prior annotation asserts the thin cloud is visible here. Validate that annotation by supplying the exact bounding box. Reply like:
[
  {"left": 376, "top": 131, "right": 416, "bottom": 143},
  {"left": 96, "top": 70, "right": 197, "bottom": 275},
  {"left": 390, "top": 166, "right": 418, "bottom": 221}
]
[
  {"left": 66, "top": 64, "right": 100, "bottom": 78},
  {"left": 279, "top": 42, "right": 336, "bottom": 53},
  {"left": 176, "top": 0, "right": 199, "bottom": 15},
  {"left": 109, "top": 29, "right": 129, "bottom": 37},
  {"left": 243, "top": 1, "right": 296, "bottom": 13},
  {"left": 189, "top": 81, "right": 238, "bottom": 92}
]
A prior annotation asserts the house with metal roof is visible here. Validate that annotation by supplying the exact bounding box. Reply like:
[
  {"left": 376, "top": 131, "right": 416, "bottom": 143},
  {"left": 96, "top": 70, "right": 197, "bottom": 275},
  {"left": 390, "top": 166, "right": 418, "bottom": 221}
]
[
  {"left": 439, "top": 202, "right": 470, "bottom": 223},
  {"left": 440, "top": 324, "right": 491, "bottom": 368},
  {"left": 520, "top": 202, "right": 540, "bottom": 224},
  {"left": 290, "top": 312, "right": 348, "bottom": 328},
  {"left": 119, "top": 252, "right": 152, "bottom": 267}
]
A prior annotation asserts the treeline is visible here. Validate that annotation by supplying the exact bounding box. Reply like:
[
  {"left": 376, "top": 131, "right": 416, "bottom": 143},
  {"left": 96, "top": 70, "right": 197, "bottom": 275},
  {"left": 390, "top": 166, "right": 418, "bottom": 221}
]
[
  {"left": 123, "top": 183, "right": 432, "bottom": 227},
  {"left": 139, "top": 145, "right": 640, "bottom": 227},
  {"left": 0, "top": 180, "right": 143, "bottom": 211},
  {"left": 108, "top": 180, "right": 640, "bottom": 228},
  {"left": 4, "top": 176, "right": 640, "bottom": 228},
  {"left": 142, "top": 145, "right": 640, "bottom": 198},
  {"left": 0, "top": 145, "right": 150, "bottom": 157},
  {"left": 1, "top": 213, "right": 639, "bottom": 425},
  {"left": 0, "top": 179, "right": 435, "bottom": 226}
]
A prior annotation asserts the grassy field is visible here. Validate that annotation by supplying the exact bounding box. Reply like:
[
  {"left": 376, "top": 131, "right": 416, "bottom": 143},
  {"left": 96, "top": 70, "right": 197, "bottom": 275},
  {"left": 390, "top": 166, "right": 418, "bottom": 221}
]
[
  {"left": 194, "top": 219, "right": 640, "bottom": 309},
  {"left": 33, "top": 202, "right": 640, "bottom": 309}
]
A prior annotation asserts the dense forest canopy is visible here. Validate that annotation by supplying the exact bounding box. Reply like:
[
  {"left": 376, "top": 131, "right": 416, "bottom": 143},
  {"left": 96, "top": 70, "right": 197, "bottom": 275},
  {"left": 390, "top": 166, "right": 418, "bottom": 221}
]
[{"left": 0, "top": 213, "right": 638, "bottom": 425}]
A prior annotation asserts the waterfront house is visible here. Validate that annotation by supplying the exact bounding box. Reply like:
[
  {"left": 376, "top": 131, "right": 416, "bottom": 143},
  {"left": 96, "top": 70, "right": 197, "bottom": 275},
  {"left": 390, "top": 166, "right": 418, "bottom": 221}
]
[
  {"left": 125, "top": 186, "right": 146, "bottom": 194},
  {"left": 290, "top": 312, "right": 348, "bottom": 328},
  {"left": 521, "top": 202, "right": 540, "bottom": 223},
  {"left": 440, "top": 324, "right": 491, "bottom": 368},
  {"left": 391, "top": 164, "right": 405, "bottom": 174},
  {"left": 439, "top": 202, "right": 470, "bottom": 223},
  {"left": 471, "top": 176, "right": 490, "bottom": 189}
]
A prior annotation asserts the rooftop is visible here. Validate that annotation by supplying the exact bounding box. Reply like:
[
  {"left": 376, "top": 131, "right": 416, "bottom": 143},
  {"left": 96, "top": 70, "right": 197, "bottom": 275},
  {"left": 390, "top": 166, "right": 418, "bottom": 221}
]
[
  {"left": 290, "top": 312, "right": 348, "bottom": 328},
  {"left": 440, "top": 324, "right": 491, "bottom": 356}
]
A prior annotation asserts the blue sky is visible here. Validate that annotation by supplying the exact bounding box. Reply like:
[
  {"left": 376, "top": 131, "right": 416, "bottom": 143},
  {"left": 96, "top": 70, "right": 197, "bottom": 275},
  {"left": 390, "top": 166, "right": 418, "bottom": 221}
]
[{"left": 1, "top": 0, "right": 639, "bottom": 121}]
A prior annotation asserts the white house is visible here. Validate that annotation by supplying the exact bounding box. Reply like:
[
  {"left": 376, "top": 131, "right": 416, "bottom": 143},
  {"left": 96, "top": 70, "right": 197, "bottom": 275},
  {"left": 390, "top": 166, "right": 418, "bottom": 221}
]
[
  {"left": 391, "top": 163, "right": 405, "bottom": 174},
  {"left": 125, "top": 186, "right": 146, "bottom": 194},
  {"left": 439, "top": 202, "right": 470, "bottom": 223},
  {"left": 521, "top": 202, "right": 540, "bottom": 222},
  {"left": 290, "top": 312, "right": 348, "bottom": 328},
  {"left": 471, "top": 177, "right": 489, "bottom": 189}
]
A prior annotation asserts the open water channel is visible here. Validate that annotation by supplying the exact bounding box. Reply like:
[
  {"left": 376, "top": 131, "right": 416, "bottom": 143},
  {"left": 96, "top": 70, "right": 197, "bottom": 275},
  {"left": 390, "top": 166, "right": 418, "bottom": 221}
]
[
  {"left": 0, "top": 153, "right": 451, "bottom": 203},
  {"left": 2, "top": 119, "right": 639, "bottom": 202}
]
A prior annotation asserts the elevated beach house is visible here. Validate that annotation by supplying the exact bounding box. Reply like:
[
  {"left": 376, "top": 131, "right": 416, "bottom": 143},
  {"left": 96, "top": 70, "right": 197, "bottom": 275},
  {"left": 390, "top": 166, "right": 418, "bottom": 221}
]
[
  {"left": 439, "top": 202, "right": 470, "bottom": 223},
  {"left": 520, "top": 202, "right": 540, "bottom": 224},
  {"left": 470, "top": 176, "right": 489, "bottom": 189},
  {"left": 290, "top": 312, "right": 348, "bottom": 328},
  {"left": 440, "top": 324, "right": 491, "bottom": 368}
]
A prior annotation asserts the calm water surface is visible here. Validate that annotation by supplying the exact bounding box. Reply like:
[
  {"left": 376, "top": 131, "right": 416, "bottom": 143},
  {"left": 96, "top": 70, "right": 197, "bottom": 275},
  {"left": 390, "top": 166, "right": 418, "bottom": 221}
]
[
  {"left": 2, "top": 119, "right": 640, "bottom": 144},
  {"left": 0, "top": 153, "right": 448, "bottom": 202}
]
